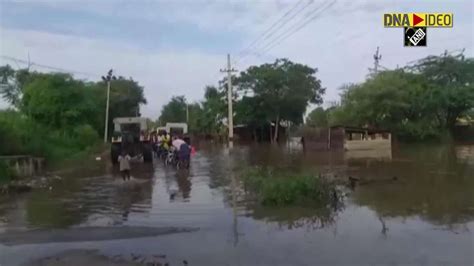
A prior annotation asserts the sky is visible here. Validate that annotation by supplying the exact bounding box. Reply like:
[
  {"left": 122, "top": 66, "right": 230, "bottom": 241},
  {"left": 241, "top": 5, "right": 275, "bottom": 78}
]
[{"left": 0, "top": 0, "right": 473, "bottom": 119}]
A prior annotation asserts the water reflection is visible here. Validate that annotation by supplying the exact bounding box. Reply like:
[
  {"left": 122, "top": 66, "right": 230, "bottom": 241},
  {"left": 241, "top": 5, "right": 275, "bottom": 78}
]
[
  {"left": 349, "top": 145, "right": 474, "bottom": 226},
  {"left": 1, "top": 143, "right": 473, "bottom": 266},
  {"left": 116, "top": 179, "right": 153, "bottom": 223},
  {"left": 0, "top": 162, "right": 155, "bottom": 230},
  {"left": 0, "top": 143, "right": 472, "bottom": 233},
  {"left": 232, "top": 145, "right": 471, "bottom": 233},
  {"left": 176, "top": 171, "right": 191, "bottom": 200},
  {"left": 247, "top": 203, "right": 344, "bottom": 230}
]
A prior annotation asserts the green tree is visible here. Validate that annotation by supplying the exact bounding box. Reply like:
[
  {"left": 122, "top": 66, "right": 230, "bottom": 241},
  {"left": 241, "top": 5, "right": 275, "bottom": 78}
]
[
  {"left": 0, "top": 68, "right": 148, "bottom": 159},
  {"left": 411, "top": 52, "right": 474, "bottom": 130},
  {"left": 186, "top": 102, "right": 203, "bottom": 134},
  {"left": 0, "top": 66, "right": 34, "bottom": 108},
  {"left": 195, "top": 86, "right": 226, "bottom": 135},
  {"left": 0, "top": 65, "right": 17, "bottom": 106},
  {"left": 327, "top": 52, "right": 474, "bottom": 141},
  {"left": 306, "top": 107, "right": 328, "bottom": 127},
  {"left": 93, "top": 77, "right": 147, "bottom": 136},
  {"left": 329, "top": 70, "right": 439, "bottom": 140},
  {"left": 235, "top": 59, "right": 325, "bottom": 142},
  {"left": 21, "top": 73, "right": 97, "bottom": 129},
  {"left": 234, "top": 95, "right": 271, "bottom": 140},
  {"left": 158, "top": 96, "right": 187, "bottom": 124}
]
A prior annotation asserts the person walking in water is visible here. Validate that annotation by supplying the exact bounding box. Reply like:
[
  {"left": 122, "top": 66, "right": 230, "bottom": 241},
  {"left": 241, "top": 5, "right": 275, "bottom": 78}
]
[
  {"left": 118, "top": 150, "right": 132, "bottom": 181},
  {"left": 172, "top": 135, "right": 191, "bottom": 169}
]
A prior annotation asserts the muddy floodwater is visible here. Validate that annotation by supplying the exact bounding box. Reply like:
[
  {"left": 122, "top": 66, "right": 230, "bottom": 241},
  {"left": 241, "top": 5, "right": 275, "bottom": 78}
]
[{"left": 1, "top": 143, "right": 473, "bottom": 265}]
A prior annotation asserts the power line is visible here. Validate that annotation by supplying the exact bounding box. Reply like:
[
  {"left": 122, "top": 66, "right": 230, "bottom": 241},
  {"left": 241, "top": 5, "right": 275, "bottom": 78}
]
[
  {"left": 236, "top": 0, "right": 314, "bottom": 63},
  {"left": 224, "top": 1, "right": 335, "bottom": 85},
  {"left": 0, "top": 55, "right": 97, "bottom": 77},
  {"left": 236, "top": 0, "right": 334, "bottom": 66},
  {"left": 254, "top": 0, "right": 336, "bottom": 59}
]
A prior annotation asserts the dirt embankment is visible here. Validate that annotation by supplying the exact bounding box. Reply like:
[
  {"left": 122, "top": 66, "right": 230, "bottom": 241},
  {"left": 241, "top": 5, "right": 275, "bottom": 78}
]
[{"left": 0, "top": 226, "right": 198, "bottom": 246}]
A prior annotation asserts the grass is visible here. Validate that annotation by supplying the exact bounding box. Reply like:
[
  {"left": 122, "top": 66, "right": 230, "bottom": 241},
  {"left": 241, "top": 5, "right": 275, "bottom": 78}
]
[{"left": 242, "top": 167, "right": 338, "bottom": 207}]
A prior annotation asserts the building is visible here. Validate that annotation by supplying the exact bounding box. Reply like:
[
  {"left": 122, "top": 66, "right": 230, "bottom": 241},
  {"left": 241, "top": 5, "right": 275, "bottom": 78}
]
[{"left": 302, "top": 126, "right": 392, "bottom": 151}]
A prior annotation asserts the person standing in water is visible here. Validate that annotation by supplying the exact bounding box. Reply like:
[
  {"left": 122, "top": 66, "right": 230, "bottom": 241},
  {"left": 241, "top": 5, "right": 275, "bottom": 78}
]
[{"left": 118, "top": 150, "right": 132, "bottom": 181}]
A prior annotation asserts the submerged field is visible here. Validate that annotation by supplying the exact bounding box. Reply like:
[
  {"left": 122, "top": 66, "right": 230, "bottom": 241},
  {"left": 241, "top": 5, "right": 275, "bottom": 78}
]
[{"left": 0, "top": 143, "right": 473, "bottom": 266}]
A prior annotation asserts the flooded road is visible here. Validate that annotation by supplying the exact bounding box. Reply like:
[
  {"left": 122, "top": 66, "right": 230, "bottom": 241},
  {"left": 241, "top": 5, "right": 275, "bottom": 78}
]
[{"left": 0, "top": 143, "right": 473, "bottom": 265}]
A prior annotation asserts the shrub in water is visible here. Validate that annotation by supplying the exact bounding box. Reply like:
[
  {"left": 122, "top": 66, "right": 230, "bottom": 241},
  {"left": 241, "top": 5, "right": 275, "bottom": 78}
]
[{"left": 242, "top": 167, "right": 336, "bottom": 207}]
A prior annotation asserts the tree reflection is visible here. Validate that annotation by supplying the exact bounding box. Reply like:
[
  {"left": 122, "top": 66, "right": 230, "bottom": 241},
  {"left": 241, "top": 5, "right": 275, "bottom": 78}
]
[
  {"left": 26, "top": 178, "right": 86, "bottom": 228},
  {"left": 247, "top": 203, "right": 344, "bottom": 230},
  {"left": 24, "top": 164, "right": 154, "bottom": 228},
  {"left": 351, "top": 145, "right": 474, "bottom": 227}
]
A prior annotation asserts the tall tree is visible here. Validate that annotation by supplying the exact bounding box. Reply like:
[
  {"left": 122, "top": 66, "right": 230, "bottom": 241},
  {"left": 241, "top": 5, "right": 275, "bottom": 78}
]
[
  {"left": 21, "top": 73, "right": 97, "bottom": 129},
  {"left": 306, "top": 107, "right": 328, "bottom": 127},
  {"left": 235, "top": 59, "right": 324, "bottom": 142},
  {"left": 328, "top": 52, "right": 474, "bottom": 140},
  {"left": 196, "top": 86, "right": 226, "bottom": 135},
  {"left": 411, "top": 52, "right": 474, "bottom": 130},
  {"left": 0, "top": 66, "right": 34, "bottom": 108},
  {"left": 93, "top": 77, "right": 147, "bottom": 135},
  {"left": 158, "top": 96, "right": 187, "bottom": 125}
]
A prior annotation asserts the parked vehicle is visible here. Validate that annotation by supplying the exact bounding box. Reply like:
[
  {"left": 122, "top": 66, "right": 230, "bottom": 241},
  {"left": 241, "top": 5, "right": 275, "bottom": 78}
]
[{"left": 110, "top": 117, "right": 153, "bottom": 164}]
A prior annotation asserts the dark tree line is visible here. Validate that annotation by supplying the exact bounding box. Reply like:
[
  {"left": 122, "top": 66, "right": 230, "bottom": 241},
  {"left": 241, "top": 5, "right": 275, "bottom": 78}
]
[{"left": 0, "top": 66, "right": 146, "bottom": 158}]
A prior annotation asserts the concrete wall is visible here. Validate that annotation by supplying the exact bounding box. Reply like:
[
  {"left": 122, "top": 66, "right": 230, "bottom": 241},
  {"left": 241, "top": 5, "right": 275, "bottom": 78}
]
[
  {"left": 344, "top": 138, "right": 391, "bottom": 151},
  {"left": 0, "top": 156, "right": 44, "bottom": 177}
]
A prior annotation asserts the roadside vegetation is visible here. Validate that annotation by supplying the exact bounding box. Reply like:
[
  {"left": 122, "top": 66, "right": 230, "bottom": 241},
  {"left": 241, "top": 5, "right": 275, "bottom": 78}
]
[
  {"left": 241, "top": 167, "right": 339, "bottom": 207},
  {"left": 159, "top": 52, "right": 473, "bottom": 142},
  {"left": 159, "top": 58, "right": 324, "bottom": 142},
  {"left": 0, "top": 66, "right": 146, "bottom": 161},
  {"left": 309, "top": 52, "right": 474, "bottom": 141}
]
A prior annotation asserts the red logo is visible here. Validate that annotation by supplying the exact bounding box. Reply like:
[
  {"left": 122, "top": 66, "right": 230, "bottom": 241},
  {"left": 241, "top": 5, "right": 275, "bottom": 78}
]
[{"left": 413, "top": 14, "right": 424, "bottom": 26}]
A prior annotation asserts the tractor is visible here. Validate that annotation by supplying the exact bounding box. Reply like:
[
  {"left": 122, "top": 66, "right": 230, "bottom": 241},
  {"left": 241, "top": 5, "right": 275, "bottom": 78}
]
[{"left": 110, "top": 117, "right": 153, "bottom": 164}]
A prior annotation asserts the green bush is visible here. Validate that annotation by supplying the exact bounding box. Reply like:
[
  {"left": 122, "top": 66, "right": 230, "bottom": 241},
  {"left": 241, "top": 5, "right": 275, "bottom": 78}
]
[
  {"left": 0, "top": 161, "right": 13, "bottom": 183},
  {"left": 0, "top": 110, "right": 48, "bottom": 156},
  {"left": 0, "top": 110, "right": 100, "bottom": 160},
  {"left": 242, "top": 167, "right": 336, "bottom": 206},
  {"left": 73, "top": 124, "right": 100, "bottom": 149}
]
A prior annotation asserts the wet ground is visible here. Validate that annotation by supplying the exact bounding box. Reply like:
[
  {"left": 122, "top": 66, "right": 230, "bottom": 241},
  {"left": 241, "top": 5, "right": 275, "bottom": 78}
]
[{"left": 0, "top": 143, "right": 473, "bottom": 265}]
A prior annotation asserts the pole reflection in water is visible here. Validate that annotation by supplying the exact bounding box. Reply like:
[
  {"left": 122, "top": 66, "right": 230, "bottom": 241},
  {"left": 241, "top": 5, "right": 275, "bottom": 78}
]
[
  {"left": 231, "top": 171, "right": 239, "bottom": 246},
  {"left": 227, "top": 145, "right": 239, "bottom": 246}
]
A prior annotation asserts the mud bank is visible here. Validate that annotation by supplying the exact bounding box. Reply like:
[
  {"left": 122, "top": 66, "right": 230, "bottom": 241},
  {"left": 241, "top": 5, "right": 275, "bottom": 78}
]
[
  {"left": 22, "top": 249, "right": 173, "bottom": 266},
  {"left": 23, "top": 249, "right": 142, "bottom": 266},
  {"left": 0, "top": 226, "right": 198, "bottom": 246}
]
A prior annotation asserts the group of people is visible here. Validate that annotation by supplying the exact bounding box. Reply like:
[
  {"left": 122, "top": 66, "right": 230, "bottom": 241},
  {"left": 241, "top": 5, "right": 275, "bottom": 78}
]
[
  {"left": 152, "top": 130, "right": 193, "bottom": 169},
  {"left": 117, "top": 130, "right": 193, "bottom": 181}
]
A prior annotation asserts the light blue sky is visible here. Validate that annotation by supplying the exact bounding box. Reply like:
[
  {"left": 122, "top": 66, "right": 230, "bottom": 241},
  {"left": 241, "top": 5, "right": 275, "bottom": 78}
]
[
  {"left": 1, "top": 0, "right": 473, "bottom": 118},
  {"left": 1, "top": 1, "right": 244, "bottom": 53}
]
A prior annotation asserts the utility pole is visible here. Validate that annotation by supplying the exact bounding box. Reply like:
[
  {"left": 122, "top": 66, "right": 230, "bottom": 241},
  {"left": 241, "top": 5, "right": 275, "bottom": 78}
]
[
  {"left": 373, "top": 46, "right": 382, "bottom": 74},
  {"left": 220, "top": 54, "right": 237, "bottom": 145},
  {"left": 102, "top": 69, "right": 116, "bottom": 143},
  {"left": 27, "top": 52, "right": 32, "bottom": 71},
  {"left": 186, "top": 102, "right": 189, "bottom": 124}
]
